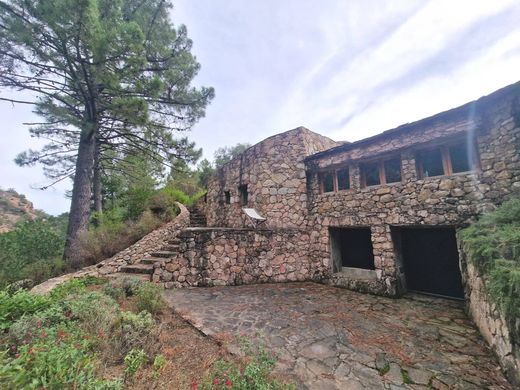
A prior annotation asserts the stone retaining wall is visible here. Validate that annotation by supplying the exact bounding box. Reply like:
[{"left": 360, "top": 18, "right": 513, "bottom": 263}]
[
  {"left": 152, "top": 227, "right": 323, "bottom": 288},
  {"left": 459, "top": 248, "right": 520, "bottom": 387}
]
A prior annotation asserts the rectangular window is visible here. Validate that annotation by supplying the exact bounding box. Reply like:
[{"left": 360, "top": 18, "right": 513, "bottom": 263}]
[
  {"left": 449, "top": 142, "right": 471, "bottom": 173},
  {"left": 416, "top": 140, "right": 478, "bottom": 178},
  {"left": 363, "top": 162, "right": 381, "bottom": 187},
  {"left": 238, "top": 184, "right": 248, "bottom": 205},
  {"left": 337, "top": 168, "right": 350, "bottom": 190},
  {"left": 321, "top": 172, "right": 334, "bottom": 193},
  {"left": 417, "top": 148, "right": 444, "bottom": 178},
  {"left": 224, "top": 190, "right": 231, "bottom": 204},
  {"left": 384, "top": 158, "right": 401, "bottom": 183}
]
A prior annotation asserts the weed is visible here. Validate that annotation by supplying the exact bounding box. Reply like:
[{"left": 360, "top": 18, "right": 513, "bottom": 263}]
[
  {"left": 135, "top": 282, "right": 166, "bottom": 315},
  {"left": 377, "top": 363, "right": 390, "bottom": 376},
  {"left": 401, "top": 369, "right": 413, "bottom": 384},
  {"left": 153, "top": 354, "right": 166, "bottom": 372},
  {"left": 124, "top": 349, "right": 148, "bottom": 379}
]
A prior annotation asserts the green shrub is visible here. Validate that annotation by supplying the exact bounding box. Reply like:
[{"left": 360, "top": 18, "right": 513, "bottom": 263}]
[
  {"left": 0, "top": 289, "right": 52, "bottom": 331},
  {"left": 459, "top": 197, "right": 520, "bottom": 341},
  {"left": 0, "top": 216, "right": 68, "bottom": 287},
  {"left": 62, "top": 292, "right": 120, "bottom": 338},
  {"left": 135, "top": 282, "right": 166, "bottom": 314},
  {"left": 121, "top": 277, "right": 144, "bottom": 296},
  {"left": 110, "top": 311, "right": 159, "bottom": 360},
  {"left": 0, "top": 327, "right": 122, "bottom": 390},
  {"left": 103, "top": 283, "right": 125, "bottom": 301}
]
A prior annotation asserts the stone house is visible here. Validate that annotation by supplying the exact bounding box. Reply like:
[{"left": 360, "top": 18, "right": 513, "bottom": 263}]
[{"left": 194, "top": 81, "right": 520, "bottom": 299}]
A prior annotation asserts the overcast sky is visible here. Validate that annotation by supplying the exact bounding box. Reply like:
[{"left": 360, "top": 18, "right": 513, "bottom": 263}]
[{"left": 1, "top": 0, "right": 519, "bottom": 215}]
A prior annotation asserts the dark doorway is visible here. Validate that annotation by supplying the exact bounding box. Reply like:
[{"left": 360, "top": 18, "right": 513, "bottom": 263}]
[
  {"left": 400, "top": 227, "right": 464, "bottom": 299},
  {"left": 330, "top": 228, "right": 375, "bottom": 271}
]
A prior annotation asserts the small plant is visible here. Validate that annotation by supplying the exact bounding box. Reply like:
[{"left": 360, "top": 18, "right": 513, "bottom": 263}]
[
  {"left": 103, "top": 283, "right": 125, "bottom": 300},
  {"left": 124, "top": 348, "right": 148, "bottom": 379},
  {"left": 200, "top": 338, "right": 293, "bottom": 389},
  {"left": 135, "top": 282, "right": 166, "bottom": 314},
  {"left": 121, "top": 277, "right": 143, "bottom": 297},
  {"left": 153, "top": 354, "right": 166, "bottom": 371},
  {"left": 111, "top": 311, "right": 159, "bottom": 359},
  {"left": 401, "top": 369, "right": 413, "bottom": 384}
]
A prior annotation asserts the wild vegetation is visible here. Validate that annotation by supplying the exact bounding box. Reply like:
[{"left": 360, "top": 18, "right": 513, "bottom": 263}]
[
  {"left": 460, "top": 197, "right": 520, "bottom": 341},
  {"left": 0, "top": 277, "right": 292, "bottom": 389}
]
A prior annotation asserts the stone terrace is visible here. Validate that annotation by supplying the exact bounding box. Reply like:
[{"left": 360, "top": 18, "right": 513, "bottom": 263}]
[{"left": 166, "top": 282, "right": 511, "bottom": 390}]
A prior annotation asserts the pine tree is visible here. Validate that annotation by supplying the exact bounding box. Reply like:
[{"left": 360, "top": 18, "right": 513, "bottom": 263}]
[{"left": 0, "top": 0, "right": 214, "bottom": 265}]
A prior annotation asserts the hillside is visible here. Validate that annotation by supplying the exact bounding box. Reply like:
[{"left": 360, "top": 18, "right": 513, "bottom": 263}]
[{"left": 0, "top": 189, "right": 45, "bottom": 233}]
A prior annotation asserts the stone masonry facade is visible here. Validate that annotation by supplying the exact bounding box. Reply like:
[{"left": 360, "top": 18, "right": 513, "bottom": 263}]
[{"left": 151, "top": 82, "right": 520, "bottom": 385}]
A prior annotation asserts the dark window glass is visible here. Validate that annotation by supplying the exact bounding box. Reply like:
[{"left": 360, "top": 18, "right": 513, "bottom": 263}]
[
  {"left": 449, "top": 142, "right": 471, "bottom": 173},
  {"left": 238, "top": 184, "right": 248, "bottom": 205},
  {"left": 363, "top": 162, "right": 380, "bottom": 186},
  {"left": 418, "top": 148, "right": 444, "bottom": 177},
  {"left": 337, "top": 168, "right": 350, "bottom": 190},
  {"left": 384, "top": 158, "right": 401, "bottom": 183},
  {"left": 322, "top": 172, "right": 334, "bottom": 192},
  {"left": 224, "top": 191, "right": 231, "bottom": 204}
]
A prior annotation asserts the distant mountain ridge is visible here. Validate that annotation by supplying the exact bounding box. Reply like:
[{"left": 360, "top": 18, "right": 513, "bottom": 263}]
[{"left": 0, "top": 189, "right": 46, "bottom": 233}]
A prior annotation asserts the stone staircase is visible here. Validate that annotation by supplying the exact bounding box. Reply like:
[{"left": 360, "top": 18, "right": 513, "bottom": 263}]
[
  {"left": 189, "top": 205, "right": 207, "bottom": 227},
  {"left": 117, "top": 205, "right": 205, "bottom": 280}
]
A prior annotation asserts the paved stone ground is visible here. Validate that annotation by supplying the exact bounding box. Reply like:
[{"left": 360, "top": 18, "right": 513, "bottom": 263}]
[{"left": 164, "top": 282, "right": 511, "bottom": 390}]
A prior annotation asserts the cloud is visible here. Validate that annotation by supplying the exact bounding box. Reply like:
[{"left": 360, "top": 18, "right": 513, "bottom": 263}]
[{"left": 275, "top": 0, "right": 520, "bottom": 140}]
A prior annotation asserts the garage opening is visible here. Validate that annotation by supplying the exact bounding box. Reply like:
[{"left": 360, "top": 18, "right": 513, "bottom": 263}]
[
  {"left": 330, "top": 227, "right": 375, "bottom": 272},
  {"left": 399, "top": 227, "right": 464, "bottom": 299}
]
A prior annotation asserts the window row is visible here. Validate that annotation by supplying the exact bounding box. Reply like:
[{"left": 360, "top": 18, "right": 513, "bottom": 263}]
[{"left": 320, "top": 140, "right": 478, "bottom": 193}]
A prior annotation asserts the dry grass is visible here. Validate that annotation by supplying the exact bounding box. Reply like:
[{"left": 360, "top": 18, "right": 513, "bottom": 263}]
[{"left": 93, "top": 288, "right": 231, "bottom": 390}]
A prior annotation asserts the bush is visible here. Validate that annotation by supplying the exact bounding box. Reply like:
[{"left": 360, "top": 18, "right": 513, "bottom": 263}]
[
  {"left": 459, "top": 197, "right": 520, "bottom": 341},
  {"left": 62, "top": 292, "right": 120, "bottom": 338},
  {"left": 109, "top": 311, "right": 159, "bottom": 360},
  {"left": 0, "top": 216, "right": 68, "bottom": 287},
  {"left": 74, "top": 210, "right": 163, "bottom": 266},
  {"left": 135, "top": 282, "right": 166, "bottom": 315},
  {"left": 0, "top": 289, "right": 52, "bottom": 331},
  {"left": 0, "top": 327, "right": 123, "bottom": 390},
  {"left": 121, "top": 277, "right": 144, "bottom": 297}
]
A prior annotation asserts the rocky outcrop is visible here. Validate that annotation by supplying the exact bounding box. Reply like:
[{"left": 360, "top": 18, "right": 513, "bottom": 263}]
[{"left": 0, "top": 189, "right": 44, "bottom": 233}]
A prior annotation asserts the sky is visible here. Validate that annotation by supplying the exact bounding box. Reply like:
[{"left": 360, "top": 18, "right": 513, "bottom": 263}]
[{"left": 1, "top": 0, "right": 520, "bottom": 215}]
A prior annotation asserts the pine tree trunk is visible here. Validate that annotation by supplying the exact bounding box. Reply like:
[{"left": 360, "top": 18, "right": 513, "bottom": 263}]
[
  {"left": 93, "top": 137, "right": 102, "bottom": 215},
  {"left": 63, "top": 125, "right": 96, "bottom": 267}
]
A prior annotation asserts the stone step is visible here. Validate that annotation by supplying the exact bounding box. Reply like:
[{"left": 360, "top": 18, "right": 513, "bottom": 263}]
[
  {"left": 119, "top": 263, "right": 154, "bottom": 275},
  {"left": 150, "top": 251, "right": 176, "bottom": 258},
  {"left": 168, "top": 239, "right": 182, "bottom": 245},
  {"left": 161, "top": 244, "right": 179, "bottom": 251},
  {"left": 141, "top": 257, "right": 164, "bottom": 265}
]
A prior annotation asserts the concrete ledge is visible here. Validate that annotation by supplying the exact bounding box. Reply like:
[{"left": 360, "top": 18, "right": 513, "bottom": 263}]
[{"left": 338, "top": 267, "right": 378, "bottom": 281}]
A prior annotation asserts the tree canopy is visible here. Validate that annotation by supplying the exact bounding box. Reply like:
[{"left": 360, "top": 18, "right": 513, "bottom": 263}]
[{"left": 0, "top": 0, "right": 214, "bottom": 264}]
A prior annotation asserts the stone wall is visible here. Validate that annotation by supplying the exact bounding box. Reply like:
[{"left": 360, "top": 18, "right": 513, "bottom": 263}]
[
  {"left": 459, "top": 248, "right": 520, "bottom": 386},
  {"left": 152, "top": 227, "right": 324, "bottom": 288},
  {"left": 305, "top": 84, "right": 520, "bottom": 295},
  {"left": 205, "top": 127, "right": 337, "bottom": 229}
]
